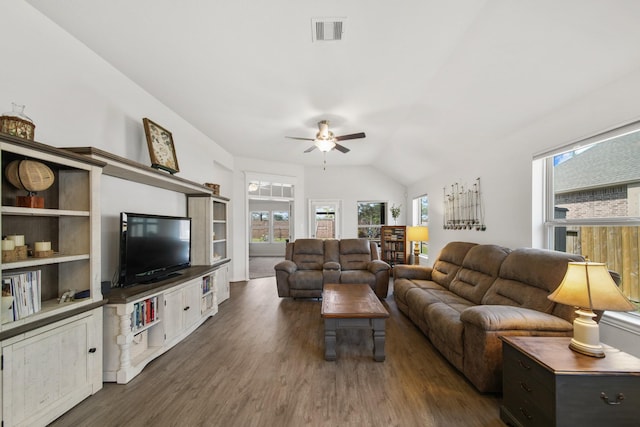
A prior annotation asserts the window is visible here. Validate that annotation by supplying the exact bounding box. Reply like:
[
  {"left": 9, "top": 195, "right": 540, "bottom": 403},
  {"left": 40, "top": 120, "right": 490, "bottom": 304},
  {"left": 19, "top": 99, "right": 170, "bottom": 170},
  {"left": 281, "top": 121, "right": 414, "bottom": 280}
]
[
  {"left": 272, "top": 211, "right": 290, "bottom": 242},
  {"left": 540, "top": 122, "right": 640, "bottom": 312},
  {"left": 250, "top": 210, "right": 290, "bottom": 243},
  {"left": 250, "top": 211, "right": 270, "bottom": 242},
  {"left": 412, "top": 195, "right": 429, "bottom": 256},
  {"left": 248, "top": 181, "right": 294, "bottom": 198},
  {"left": 357, "top": 202, "right": 386, "bottom": 241}
]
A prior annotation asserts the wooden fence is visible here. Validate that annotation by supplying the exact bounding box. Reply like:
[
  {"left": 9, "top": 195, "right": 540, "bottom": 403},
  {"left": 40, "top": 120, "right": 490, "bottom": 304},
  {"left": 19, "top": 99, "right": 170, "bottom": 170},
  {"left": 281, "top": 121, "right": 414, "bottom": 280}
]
[{"left": 566, "top": 226, "right": 640, "bottom": 302}]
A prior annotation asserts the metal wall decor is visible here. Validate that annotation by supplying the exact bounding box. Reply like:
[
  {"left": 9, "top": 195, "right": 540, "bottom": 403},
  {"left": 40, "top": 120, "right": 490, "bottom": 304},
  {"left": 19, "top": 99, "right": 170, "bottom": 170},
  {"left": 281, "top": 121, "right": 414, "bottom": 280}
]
[{"left": 443, "top": 177, "right": 486, "bottom": 231}]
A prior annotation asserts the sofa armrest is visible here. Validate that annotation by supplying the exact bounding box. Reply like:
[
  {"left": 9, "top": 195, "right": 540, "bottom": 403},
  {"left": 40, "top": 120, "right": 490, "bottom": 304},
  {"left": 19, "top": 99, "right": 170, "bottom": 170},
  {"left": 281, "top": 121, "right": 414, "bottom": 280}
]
[
  {"left": 368, "top": 259, "right": 390, "bottom": 274},
  {"left": 393, "top": 265, "right": 433, "bottom": 281},
  {"left": 274, "top": 260, "right": 297, "bottom": 274},
  {"left": 460, "top": 305, "right": 573, "bottom": 332},
  {"left": 323, "top": 261, "right": 340, "bottom": 271}
]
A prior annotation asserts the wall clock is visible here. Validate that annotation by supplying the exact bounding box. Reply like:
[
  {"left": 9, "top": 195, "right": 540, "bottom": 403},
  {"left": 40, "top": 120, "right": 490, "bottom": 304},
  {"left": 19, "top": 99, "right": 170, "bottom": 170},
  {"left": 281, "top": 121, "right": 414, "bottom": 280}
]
[{"left": 143, "top": 118, "right": 180, "bottom": 174}]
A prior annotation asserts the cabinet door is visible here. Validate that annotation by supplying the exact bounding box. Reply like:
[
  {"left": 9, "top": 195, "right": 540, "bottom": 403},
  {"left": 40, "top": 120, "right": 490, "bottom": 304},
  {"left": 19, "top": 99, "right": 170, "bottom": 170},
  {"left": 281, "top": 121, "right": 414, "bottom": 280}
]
[
  {"left": 182, "top": 282, "right": 201, "bottom": 330},
  {"left": 163, "top": 289, "right": 183, "bottom": 343},
  {"left": 217, "top": 266, "right": 230, "bottom": 303},
  {"left": 2, "top": 315, "right": 96, "bottom": 427}
]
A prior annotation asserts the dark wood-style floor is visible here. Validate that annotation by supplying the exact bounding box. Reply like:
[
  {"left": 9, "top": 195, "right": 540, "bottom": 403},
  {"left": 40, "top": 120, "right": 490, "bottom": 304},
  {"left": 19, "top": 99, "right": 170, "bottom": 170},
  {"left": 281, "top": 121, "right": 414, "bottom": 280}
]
[{"left": 50, "top": 278, "right": 503, "bottom": 427}]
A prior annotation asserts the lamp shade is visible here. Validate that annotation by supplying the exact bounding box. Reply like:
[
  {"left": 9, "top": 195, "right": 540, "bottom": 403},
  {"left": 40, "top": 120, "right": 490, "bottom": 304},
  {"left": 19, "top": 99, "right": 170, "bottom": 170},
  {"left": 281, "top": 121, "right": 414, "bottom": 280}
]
[
  {"left": 406, "top": 226, "right": 429, "bottom": 242},
  {"left": 548, "top": 262, "right": 635, "bottom": 312},
  {"left": 315, "top": 139, "right": 336, "bottom": 152}
]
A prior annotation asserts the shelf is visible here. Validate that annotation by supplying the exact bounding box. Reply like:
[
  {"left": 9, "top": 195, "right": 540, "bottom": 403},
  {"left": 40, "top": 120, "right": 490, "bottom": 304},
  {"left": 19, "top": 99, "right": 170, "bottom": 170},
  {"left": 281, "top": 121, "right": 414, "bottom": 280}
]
[
  {"left": 2, "top": 206, "right": 90, "bottom": 217},
  {"left": 132, "top": 318, "right": 161, "bottom": 335},
  {"left": 63, "top": 146, "right": 219, "bottom": 196},
  {"left": 1, "top": 297, "right": 96, "bottom": 330},
  {"left": 1, "top": 254, "right": 90, "bottom": 270}
]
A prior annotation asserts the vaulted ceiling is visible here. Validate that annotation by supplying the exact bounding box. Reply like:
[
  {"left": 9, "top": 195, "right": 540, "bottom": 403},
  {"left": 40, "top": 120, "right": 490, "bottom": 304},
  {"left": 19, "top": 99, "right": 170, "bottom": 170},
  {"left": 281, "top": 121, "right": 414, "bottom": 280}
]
[{"left": 25, "top": 0, "right": 640, "bottom": 185}]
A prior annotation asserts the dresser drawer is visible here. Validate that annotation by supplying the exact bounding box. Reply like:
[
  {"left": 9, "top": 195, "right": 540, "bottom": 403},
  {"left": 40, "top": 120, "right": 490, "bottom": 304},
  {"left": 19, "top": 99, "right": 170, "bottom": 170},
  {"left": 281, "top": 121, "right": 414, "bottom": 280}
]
[
  {"left": 556, "top": 375, "right": 640, "bottom": 425},
  {"left": 503, "top": 344, "right": 554, "bottom": 426}
]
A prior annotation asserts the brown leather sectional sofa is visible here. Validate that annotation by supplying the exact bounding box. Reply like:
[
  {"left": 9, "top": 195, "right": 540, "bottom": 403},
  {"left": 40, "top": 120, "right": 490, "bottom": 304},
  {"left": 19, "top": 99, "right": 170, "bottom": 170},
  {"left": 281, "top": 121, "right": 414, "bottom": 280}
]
[
  {"left": 393, "top": 241, "right": 584, "bottom": 392},
  {"left": 275, "top": 238, "right": 391, "bottom": 299}
]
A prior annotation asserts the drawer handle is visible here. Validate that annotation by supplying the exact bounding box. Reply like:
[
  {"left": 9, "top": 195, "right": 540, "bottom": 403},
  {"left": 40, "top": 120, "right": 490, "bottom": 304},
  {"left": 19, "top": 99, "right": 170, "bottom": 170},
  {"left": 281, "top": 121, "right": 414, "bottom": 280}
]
[
  {"left": 517, "top": 359, "right": 531, "bottom": 370},
  {"left": 519, "top": 381, "right": 532, "bottom": 393},
  {"left": 600, "top": 392, "right": 625, "bottom": 405},
  {"left": 184, "top": 306, "right": 190, "bottom": 311},
  {"left": 518, "top": 407, "right": 533, "bottom": 420},
  {"left": 88, "top": 347, "right": 97, "bottom": 353}
]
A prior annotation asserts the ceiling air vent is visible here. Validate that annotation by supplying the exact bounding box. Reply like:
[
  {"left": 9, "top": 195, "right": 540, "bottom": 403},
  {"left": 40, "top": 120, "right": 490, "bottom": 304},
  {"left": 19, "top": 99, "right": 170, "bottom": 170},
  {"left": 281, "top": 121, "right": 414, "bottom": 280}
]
[{"left": 312, "top": 18, "right": 346, "bottom": 42}]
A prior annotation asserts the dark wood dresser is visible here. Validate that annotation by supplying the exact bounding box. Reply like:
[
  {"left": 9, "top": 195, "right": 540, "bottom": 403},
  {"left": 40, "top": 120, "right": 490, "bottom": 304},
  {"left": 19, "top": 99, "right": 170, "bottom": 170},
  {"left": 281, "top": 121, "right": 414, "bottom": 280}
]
[{"left": 500, "top": 336, "right": 640, "bottom": 427}]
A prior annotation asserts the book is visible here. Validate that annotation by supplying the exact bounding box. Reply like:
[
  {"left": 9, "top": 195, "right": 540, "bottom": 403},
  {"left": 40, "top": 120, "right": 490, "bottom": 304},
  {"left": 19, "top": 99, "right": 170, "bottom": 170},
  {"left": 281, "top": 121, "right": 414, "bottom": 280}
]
[{"left": 2, "top": 270, "right": 41, "bottom": 320}]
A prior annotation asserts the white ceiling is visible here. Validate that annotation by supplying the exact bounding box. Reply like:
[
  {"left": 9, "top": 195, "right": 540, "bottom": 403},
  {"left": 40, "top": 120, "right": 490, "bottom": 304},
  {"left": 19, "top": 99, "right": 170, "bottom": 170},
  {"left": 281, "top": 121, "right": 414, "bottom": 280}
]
[{"left": 25, "top": 0, "right": 640, "bottom": 185}]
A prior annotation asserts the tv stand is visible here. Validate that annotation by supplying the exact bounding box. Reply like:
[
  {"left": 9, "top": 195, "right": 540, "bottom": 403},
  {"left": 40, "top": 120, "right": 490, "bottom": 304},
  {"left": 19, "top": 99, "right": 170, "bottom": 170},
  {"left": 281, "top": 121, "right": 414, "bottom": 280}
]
[
  {"left": 103, "top": 263, "right": 229, "bottom": 383},
  {"left": 139, "top": 271, "right": 182, "bottom": 284}
]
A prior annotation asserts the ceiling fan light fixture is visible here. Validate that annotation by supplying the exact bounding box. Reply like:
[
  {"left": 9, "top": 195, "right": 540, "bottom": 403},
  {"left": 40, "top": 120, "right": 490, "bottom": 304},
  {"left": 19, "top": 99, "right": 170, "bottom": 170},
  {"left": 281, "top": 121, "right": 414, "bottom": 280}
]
[{"left": 315, "top": 139, "right": 336, "bottom": 152}]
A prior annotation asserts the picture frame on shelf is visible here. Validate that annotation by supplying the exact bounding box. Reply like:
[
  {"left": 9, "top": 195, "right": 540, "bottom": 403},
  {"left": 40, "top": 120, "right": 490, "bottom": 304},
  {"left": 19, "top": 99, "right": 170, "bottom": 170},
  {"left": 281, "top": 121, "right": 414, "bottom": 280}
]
[{"left": 142, "top": 118, "right": 180, "bottom": 174}]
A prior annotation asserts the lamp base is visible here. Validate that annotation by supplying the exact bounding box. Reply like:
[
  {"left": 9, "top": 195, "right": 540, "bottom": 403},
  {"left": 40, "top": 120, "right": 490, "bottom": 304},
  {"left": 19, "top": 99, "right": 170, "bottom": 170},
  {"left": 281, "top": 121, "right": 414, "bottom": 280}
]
[
  {"left": 569, "top": 308, "right": 606, "bottom": 358},
  {"left": 569, "top": 338, "right": 605, "bottom": 358},
  {"left": 412, "top": 242, "right": 420, "bottom": 265}
]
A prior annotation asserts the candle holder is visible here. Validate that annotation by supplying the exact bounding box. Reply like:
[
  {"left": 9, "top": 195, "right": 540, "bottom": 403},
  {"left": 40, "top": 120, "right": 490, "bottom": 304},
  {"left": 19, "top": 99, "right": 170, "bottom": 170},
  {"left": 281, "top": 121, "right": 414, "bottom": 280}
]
[
  {"left": 2, "top": 249, "right": 18, "bottom": 263},
  {"left": 33, "top": 241, "right": 53, "bottom": 258},
  {"left": 34, "top": 249, "right": 54, "bottom": 258},
  {"left": 15, "top": 246, "right": 27, "bottom": 260}
]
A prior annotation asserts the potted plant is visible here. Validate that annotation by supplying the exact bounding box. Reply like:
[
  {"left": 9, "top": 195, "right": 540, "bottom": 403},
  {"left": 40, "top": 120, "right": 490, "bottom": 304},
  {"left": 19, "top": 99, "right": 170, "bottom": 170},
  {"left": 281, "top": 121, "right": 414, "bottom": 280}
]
[{"left": 391, "top": 204, "right": 401, "bottom": 224}]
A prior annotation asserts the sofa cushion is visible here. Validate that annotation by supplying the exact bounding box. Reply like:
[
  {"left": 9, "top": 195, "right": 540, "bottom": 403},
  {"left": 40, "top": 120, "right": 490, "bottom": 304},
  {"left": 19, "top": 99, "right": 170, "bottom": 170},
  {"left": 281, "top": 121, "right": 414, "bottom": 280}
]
[
  {"left": 340, "top": 270, "right": 375, "bottom": 284},
  {"left": 339, "top": 239, "right": 372, "bottom": 270},
  {"left": 291, "top": 239, "right": 325, "bottom": 270},
  {"left": 426, "top": 302, "right": 474, "bottom": 371},
  {"left": 405, "top": 287, "right": 471, "bottom": 333},
  {"left": 481, "top": 248, "right": 583, "bottom": 317},
  {"left": 449, "top": 244, "right": 511, "bottom": 304},
  {"left": 289, "top": 270, "right": 324, "bottom": 290},
  {"left": 431, "top": 241, "right": 478, "bottom": 289}
]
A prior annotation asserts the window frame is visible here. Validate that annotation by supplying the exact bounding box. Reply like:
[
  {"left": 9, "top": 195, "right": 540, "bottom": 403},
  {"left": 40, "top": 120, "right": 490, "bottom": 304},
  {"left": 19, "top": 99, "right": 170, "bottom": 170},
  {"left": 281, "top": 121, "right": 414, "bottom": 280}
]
[
  {"left": 356, "top": 201, "right": 386, "bottom": 242},
  {"left": 539, "top": 120, "right": 640, "bottom": 316},
  {"left": 412, "top": 194, "right": 429, "bottom": 258}
]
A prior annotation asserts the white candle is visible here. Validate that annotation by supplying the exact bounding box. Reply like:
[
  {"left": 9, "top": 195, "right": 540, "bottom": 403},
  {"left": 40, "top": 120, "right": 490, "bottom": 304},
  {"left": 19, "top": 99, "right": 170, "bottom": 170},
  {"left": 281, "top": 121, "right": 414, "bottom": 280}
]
[
  {"left": 6, "top": 235, "right": 24, "bottom": 246},
  {"left": 2, "top": 240, "right": 15, "bottom": 251},
  {"left": 35, "top": 241, "right": 51, "bottom": 251}
]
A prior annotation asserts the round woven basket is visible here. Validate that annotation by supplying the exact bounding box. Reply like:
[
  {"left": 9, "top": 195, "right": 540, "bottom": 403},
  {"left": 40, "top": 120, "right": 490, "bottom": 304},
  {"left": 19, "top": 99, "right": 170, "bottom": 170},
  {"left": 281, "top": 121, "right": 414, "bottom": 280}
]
[{"left": 5, "top": 160, "right": 55, "bottom": 192}]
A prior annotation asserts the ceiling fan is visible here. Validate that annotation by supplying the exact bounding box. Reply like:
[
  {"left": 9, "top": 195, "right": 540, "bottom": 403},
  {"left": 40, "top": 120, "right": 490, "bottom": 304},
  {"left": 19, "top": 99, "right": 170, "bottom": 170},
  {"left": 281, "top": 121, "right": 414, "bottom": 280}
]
[{"left": 286, "top": 120, "right": 366, "bottom": 153}]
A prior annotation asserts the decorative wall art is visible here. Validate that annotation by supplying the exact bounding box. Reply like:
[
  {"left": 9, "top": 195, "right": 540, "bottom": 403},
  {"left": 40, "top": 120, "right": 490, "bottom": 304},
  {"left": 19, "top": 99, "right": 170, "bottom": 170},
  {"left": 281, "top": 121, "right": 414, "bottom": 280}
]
[
  {"left": 443, "top": 177, "right": 486, "bottom": 231},
  {"left": 143, "top": 118, "right": 180, "bottom": 174}
]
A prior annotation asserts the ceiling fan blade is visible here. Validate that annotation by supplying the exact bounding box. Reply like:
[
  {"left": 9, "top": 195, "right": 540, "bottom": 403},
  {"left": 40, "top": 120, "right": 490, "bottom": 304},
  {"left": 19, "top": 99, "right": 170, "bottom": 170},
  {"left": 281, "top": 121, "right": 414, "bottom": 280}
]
[
  {"left": 286, "top": 136, "right": 315, "bottom": 141},
  {"left": 304, "top": 145, "right": 317, "bottom": 153},
  {"left": 334, "top": 143, "right": 350, "bottom": 153},
  {"left": 335, "top": 132, "right": 366, "bottom": 141}
]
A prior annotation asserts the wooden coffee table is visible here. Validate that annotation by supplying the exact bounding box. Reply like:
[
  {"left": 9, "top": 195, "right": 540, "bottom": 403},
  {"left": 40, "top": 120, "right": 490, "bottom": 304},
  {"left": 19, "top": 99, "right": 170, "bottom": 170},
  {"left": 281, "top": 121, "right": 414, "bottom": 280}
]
[{"left": 321, "top": 283, "right": 390, "bottom": 361}]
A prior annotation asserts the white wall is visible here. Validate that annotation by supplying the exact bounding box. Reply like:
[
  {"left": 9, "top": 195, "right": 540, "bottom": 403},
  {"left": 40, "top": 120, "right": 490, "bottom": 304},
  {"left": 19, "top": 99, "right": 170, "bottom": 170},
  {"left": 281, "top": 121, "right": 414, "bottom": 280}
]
[{"left": 1, "top": 1, "right": 234, "bottom": 283}]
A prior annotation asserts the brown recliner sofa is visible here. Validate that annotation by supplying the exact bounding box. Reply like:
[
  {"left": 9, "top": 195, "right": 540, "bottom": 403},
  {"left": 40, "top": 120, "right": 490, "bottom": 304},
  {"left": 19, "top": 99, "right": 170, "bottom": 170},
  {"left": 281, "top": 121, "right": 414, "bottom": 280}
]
[
  {"left": 275, "top": 238, "right": 391, "bottom": 298},
  {"left": 394, "top": 241, "right": 584, "bottom": 392}
]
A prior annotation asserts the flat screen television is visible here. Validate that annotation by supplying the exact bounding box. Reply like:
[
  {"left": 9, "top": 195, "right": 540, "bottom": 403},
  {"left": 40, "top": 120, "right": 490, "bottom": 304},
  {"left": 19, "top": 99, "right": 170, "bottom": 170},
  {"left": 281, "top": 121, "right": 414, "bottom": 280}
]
[{"left": 118, "top": 212, "right": 192, "bottom": 287}]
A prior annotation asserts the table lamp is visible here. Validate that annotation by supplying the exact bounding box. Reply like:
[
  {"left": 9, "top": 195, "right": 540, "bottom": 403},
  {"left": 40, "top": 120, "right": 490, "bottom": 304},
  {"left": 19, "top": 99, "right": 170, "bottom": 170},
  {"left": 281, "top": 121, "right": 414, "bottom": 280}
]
[
  {"left": 548, "top": 261, "right": 635, "bottom": 358},
  {"left": 406, "top": 226, "right": 429, "bottom": 265}
]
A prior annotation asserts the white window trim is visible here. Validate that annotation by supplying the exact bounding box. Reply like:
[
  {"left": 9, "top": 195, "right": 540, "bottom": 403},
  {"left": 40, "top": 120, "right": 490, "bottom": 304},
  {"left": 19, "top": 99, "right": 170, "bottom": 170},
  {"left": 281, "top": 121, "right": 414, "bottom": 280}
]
[{"left": 538, "top": 119, "right": 640, "bottom": 352}]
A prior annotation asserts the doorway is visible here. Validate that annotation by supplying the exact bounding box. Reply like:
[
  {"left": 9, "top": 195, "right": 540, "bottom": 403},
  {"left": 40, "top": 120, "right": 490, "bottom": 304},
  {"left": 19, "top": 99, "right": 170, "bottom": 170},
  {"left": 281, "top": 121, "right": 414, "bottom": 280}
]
[
  {"left": 246, "top": 178, "right": 295, "bottom": 279},
  {"left": 309, "top": 199, "right": 341, "bottom": 239}
]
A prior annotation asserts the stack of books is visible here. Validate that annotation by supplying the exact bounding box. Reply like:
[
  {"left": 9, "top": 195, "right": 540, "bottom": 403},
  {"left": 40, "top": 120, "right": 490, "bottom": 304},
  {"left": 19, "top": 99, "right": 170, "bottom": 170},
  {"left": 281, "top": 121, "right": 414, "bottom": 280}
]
[{"left": 2, "top": 270, "right": 41, "bottom": 321}]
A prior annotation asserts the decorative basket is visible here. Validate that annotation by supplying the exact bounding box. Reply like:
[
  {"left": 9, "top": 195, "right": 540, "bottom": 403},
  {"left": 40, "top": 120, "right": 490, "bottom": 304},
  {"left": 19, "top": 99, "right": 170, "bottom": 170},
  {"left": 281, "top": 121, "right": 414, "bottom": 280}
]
[
  {"left": 0, "top": 104, "right": 35, "bottom": 140},
  {"left": 205, "top": 183, "right": 220, "bottom": 195}
]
